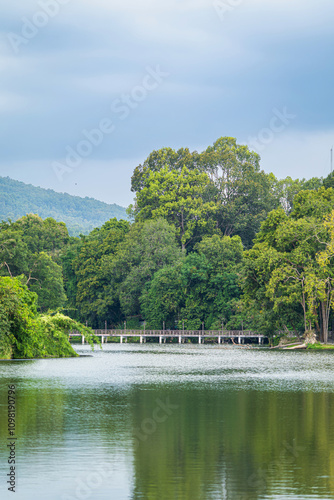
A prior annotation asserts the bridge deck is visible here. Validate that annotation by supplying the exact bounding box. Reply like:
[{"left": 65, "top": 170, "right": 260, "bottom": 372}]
[
  {"left": 69, "top": 329, "right": 266, "bottom": 345},
  {"left": 70, "top": 329, "right": 264, "bottom": 338}
]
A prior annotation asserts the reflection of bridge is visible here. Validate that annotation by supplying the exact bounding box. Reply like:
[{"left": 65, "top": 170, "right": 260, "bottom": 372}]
[{"left": 69, "top": 329, "right": 267, "bottom": 345}]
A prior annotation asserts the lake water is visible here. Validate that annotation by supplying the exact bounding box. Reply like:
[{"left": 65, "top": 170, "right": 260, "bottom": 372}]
[{"left": 1, "top": 344, "right": 334, "bottom": 500}]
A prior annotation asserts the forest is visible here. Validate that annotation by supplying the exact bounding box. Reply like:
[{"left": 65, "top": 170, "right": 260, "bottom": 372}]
[
  {"left": 0, "top": 176, "right": 127, "bottom": 236},
  {"left": 2, "top": 136, "right": 334, "bottom": 351}
]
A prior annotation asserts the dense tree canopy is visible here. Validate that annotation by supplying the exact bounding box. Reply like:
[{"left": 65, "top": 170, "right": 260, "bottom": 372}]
[
  {"left": 63, "top": 218, "right": 130, "bottom": 327},
  {"left": 0, "top": 215, "right": 69, "bottom": 311},
  {"left": 131, "top": 138, "right": 283, "bottom": 248},
  {"left": 133, "top": 167, "right": 217, "bottom": 250},
  {"left": 3, "top": 136, "right": 334, "bottom": 346},
  {"left": 0, "top": 276, "right": 98, "bottom": 359},
  {"left": 105, "top": 218, "right": 183, "bottom": 320},
  {"left": 243, "top": 190, "right": 334, "bottom": 342},
  {"left": 141, "top": 234, "right": 243, "bottom": 330}
]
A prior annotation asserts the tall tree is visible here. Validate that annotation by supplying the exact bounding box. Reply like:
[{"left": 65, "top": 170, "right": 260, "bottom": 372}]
[
  {"left": 200, "top": 137, "right": 278, "bottom": 247},
  {"left": 243, "top": 191, "right": 334, "bottom": 342},
  {"left": 0, "top": 215, "right": 69, "bottom": 311},
  {"left": 133, "top": 167, "right": 217, "bottom": 250},
  {"left": 131, "top": 147, "right": 202, "bottom": 193}
]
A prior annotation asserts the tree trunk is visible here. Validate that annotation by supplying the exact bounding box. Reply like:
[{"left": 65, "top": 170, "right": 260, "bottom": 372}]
[
  {"left": 321, "top": 301, "right": 329, "bottom": 344},
  {"left": 301, "top": 293, "right": 307, "bottom": 333}
]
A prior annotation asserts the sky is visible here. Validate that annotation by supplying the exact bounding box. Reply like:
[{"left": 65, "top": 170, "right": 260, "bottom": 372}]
[{"left": 1, "top": 0, "right": 334, "bottom": 207}]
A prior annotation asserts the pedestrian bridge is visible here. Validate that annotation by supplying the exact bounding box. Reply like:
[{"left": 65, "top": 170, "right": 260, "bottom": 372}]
[{"left": 69, "top": 329, "right": 267, "bottom": 345}]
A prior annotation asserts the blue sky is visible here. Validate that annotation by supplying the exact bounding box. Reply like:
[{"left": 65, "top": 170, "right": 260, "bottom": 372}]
[{"left": 1, "top": 0, "right": 334, "bottom": 207}]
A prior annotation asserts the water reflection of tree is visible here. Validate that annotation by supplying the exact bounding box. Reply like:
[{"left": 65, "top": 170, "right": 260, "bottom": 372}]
[
  {"left": 130, "top": 388, "right": 334, "bottom": 500},
  {"left": 0, "top": 381, "right": 132, "bottom": 455}
]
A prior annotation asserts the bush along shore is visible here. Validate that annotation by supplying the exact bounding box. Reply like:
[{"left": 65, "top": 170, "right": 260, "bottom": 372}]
[{"left": 0, "top": 276, "right": 100, "bottom": 359}]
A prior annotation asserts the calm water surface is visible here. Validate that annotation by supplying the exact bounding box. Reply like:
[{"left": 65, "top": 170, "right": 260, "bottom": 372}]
[{"left": 1, "top": 344, "right": 334, "bottom": 500}]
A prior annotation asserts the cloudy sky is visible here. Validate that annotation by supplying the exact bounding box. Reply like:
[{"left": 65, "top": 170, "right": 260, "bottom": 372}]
[{"left": 1, "top": 0, "right": 334, "bottom": 207}]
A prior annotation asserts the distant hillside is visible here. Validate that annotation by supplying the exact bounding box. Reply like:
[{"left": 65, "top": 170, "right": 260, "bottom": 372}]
[{"left": 0, "top": 176, "right": 128, "bottom": 236}]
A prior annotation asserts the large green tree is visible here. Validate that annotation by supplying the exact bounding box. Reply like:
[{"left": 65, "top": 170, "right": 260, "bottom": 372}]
[
  {"left": 201, "top": 137, "right": 278, "bottom": 247},
  {"left": 131, "top": 137, "right": 280, "bottom": 248},
  {"left": 0, "top": 215, "right": 69, "bottom": 311},
  {"left": 131, "top": 146, "right": 202, "bottom": 193},
  {"left": 133, "top": 167, "right": 217, "bottom": 250},
  {"left": 243, "top": 189, "right": 334, "bottom": 342}
]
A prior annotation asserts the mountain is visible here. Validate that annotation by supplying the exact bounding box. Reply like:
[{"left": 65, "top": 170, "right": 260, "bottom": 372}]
[{"left": 0, "top": 176, "right": 128, "bottom": 236}]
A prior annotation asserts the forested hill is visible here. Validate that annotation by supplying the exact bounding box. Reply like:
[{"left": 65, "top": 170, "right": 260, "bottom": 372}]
[{"left": 0, "top": 176, "right": 127, "bottom": 236}]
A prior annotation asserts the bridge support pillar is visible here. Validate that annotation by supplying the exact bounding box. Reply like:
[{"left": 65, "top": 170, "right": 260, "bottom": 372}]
[
  {"left": 120, "top": 336, "right": 123, "bottom": 344},
  {"left": 258, "top": 337, "right": 262, "bottom": 344},
  {"left": 101, "top": 336, "right": 104, "bottom": 344},
  {"left": 82, "top": 335, "right": 85, "bottom": 345},
  {"left": 159, "top": 336, "right": 162, "bottom": 344},
  {"left": 179, "top": 336, "right": 182, "bottom": 344},
  {"left": 140, "top": 336, "right": 143, "bottom": 344},
  {"left": 218, "top": 336, "right": 221, "bottom": 344},
  {"left": 198, "top": 336, "right": 201, "bottom": 344},
  {"left": 238, "top": 337, "right": 241, "bottom": 344},
  {"left": 164, "top": 337, "right": 166, "bottom": 343}
]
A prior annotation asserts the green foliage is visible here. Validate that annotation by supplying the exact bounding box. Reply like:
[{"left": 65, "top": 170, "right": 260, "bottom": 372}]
[
  {"left": 29, "top": 252, "right": 67, "bottom": 312},
  {"left": 0, "top": 176, "right": 127, "bottom": 236},
  {"left": 134, "top": 166, "right": 217, "bottom": 250},
  {"left": 323, "top": 172, "right": 334, "bottom": 190},
  {"left": 37, "top": 313, "right": 100, "bottom": 354},
  {"left": 0, "top": 276, "right": 37, "bottom": 358},
  {"left": 202, "top": 137, "right": 278, "bottom": 247},
  {"left": 140, "top": 262, "right": 184, "bottom": 329},
  {"left": 141, "top": 234, "right": 243, "bottom": 330},
  {"left": 132, "top": 137, "right": 281, "bottom": 249},
  {"left": 1, "top": 138, "right": 326, "bottom": 335},
  {"left": 131, "top": 146, "right": 203, "bottom": 193},
  {"left": 0, "top": 214, "right": 68, "bottom": 312},
  {"left": 0, "top": 276, "right": 98, "bottom": 359},
  {"left": 307, "top": 342, "right": 334, "bottom": 350},
  {"left": 8, "top": 214, "right": 69, "bottom": 256},
  {"left": 243, "top": 189, "right": 334, "bottom": 341},
  {"left": 67, "top": 218, "right": 130, "bottom": 327},
  {"left": 273, "top": 176, "right": 323, "bottom": 214},
  {"left": 109, "top": 219, "right": 183, "bottom": 320},
  {"left": 291, "top": 187, "right": 334, "bottom": 220}
]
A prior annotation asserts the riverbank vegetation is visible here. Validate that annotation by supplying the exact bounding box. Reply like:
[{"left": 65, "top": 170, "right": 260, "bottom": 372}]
[
  {"left": 0, "top": 276, "right": 98, "bottom": 359},
  {"left": 1, "top": 136, "right": 334, "bottom": 350}
]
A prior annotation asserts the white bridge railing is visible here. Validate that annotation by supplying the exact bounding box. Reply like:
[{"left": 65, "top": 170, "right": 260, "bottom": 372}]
[{"left": 70, "top": 329, "right": 265, "bottom": 338}]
